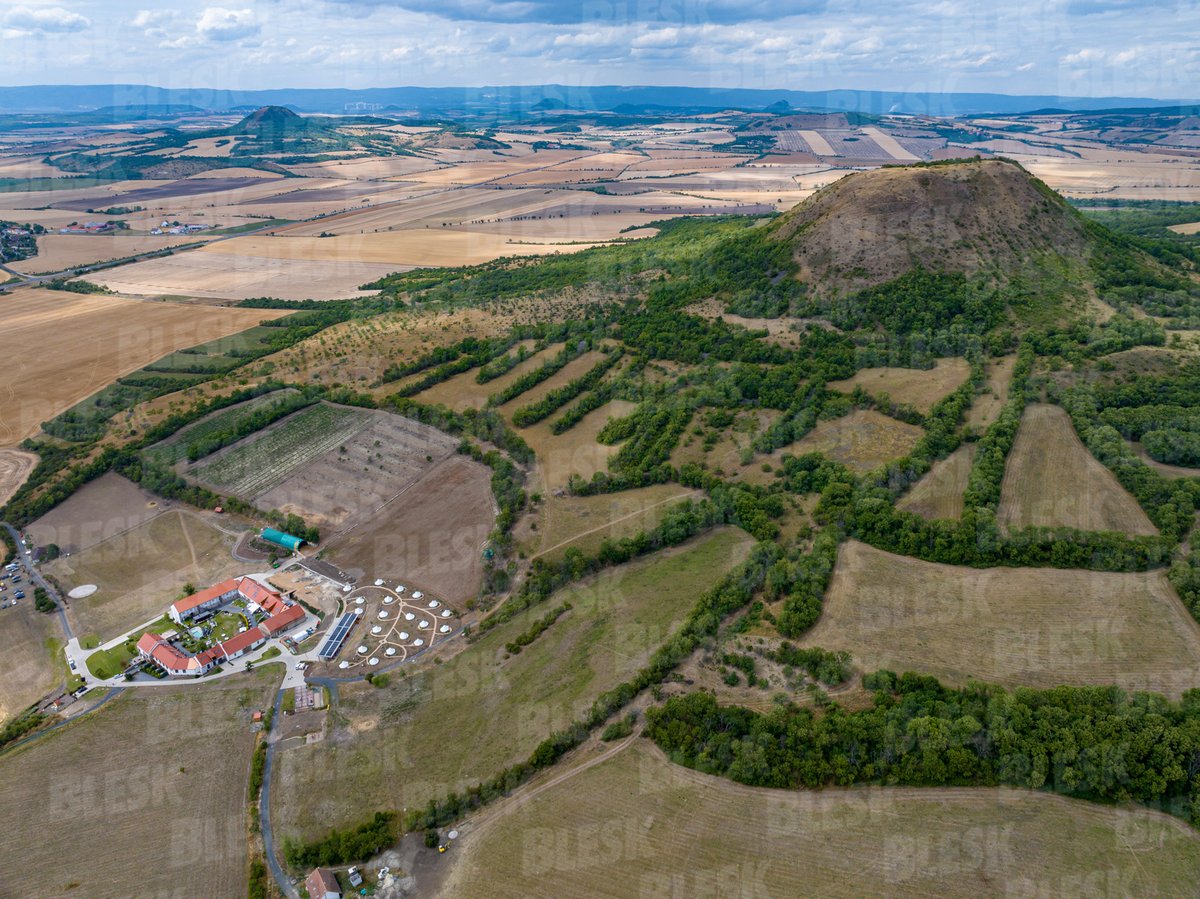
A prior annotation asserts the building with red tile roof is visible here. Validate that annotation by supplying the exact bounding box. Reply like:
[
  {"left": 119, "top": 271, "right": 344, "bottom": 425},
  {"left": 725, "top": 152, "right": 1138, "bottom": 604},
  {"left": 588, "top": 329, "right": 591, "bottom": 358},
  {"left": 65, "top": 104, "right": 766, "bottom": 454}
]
[
  {"left": 259, "top": 602, "right": 305, "bottom": 636},
  {"left": 135, "top": 575, "right": 306, "bottom": 678},
  {"left": 305, "top": 868, "right": 341, "bottom": 899},
  {"left": 169, "top": 578, "right": 241, "bottom": 624}
]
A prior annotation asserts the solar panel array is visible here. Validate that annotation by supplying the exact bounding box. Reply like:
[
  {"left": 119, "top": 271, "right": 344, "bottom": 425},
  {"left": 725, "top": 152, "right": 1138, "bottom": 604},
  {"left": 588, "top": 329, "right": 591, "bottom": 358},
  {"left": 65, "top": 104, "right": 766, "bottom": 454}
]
[{"left": 318, "top": 611, "right": 357, "bottom": 660}]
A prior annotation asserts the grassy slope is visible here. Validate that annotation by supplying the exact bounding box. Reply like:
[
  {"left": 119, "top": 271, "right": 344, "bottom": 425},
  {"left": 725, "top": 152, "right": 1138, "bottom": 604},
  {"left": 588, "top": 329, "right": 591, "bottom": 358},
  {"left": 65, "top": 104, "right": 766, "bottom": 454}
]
[
  {"left": 998, "top": 403, "right": 1157, "bottom": 535},
  {"left": 804, "top": 540, "right": 1200, "bottom": 698},
  {"left": 440, "top": 740, "right": 1200, "bottom": 899},
  {"left": 0, "top": 668, "right": 279, "bottom": 897},
  {"left": 271, "top": 527, "right": 754, "bottom": 843}
]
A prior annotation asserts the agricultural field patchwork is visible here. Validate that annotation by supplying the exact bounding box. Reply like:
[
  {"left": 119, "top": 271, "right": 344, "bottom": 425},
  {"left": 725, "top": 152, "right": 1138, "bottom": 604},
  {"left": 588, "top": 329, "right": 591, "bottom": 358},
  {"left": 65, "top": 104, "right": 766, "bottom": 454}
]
[
  {"left": 0, "top": 287, "right": 284, "bottom": 445},
  {"left": 803, "top": 540, "right": 1200, "bottom": 697}
]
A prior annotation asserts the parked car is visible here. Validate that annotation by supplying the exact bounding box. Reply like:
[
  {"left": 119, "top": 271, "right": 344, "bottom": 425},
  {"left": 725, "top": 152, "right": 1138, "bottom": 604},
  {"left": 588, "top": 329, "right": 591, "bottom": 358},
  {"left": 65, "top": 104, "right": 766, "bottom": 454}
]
[{"left": 14, "top": 591, "right": 25, "bottom": 600}]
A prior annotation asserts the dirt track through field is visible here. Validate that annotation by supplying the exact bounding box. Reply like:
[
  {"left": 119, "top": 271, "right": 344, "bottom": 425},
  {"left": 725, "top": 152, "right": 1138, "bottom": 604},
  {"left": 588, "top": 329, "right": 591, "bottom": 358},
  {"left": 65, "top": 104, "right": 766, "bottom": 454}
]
[{"left": 439, "top": 739, "right": 1200, "bottom": 898}]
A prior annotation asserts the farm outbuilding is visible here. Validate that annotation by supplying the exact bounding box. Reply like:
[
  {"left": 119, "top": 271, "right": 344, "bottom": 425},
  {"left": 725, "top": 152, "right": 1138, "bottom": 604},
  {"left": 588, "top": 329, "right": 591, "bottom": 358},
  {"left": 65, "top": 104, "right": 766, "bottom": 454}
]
[{"left": 261, "top": 528, "right": 304, "bottom": 552}]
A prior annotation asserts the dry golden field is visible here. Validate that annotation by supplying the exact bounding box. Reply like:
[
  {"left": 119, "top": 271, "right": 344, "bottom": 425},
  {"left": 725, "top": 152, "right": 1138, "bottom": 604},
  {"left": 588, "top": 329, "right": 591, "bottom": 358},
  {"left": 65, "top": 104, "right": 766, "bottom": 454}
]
[
  {"left": 439, "top": 739, "right": 1200, "bottom": 899},
  {"left": 8, "top": 233, "right": 215, "bottom": 275},
  {"left": 897, "top": 444, "right": 976, "bottom": 520},
  {"left": 0, "top": 288, "right": 285, "bottom": 445},
  {"left": 998, "top": 404, "right": 1157, "bottom": 535},
  {"left": 803, "top": 540, "right": 1200, "bottom": 697},
  {"left": 0, "top": 669, "right": 279, "bottom": 897},
  {"left": 828, "top": 358, "right": 970, "bottom": 414},
  {"left": 523, "top": 484, "right": 705, "bottom": 561},
  {"left": 518, "top": 399, "right": 638, "bottom": 494},
  {"left": 0, "top": 448, "right": 37, "bottom": 507},
  {"left": 790, "top": 409, "right": 924, "bottom": 473}
]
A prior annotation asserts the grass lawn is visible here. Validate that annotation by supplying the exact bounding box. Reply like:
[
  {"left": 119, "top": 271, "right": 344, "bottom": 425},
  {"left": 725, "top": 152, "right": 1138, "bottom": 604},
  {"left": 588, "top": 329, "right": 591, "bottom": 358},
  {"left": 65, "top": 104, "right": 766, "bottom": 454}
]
[
  {"left": 261, "top": 647, "right": 281, "bottom": 661},
  {"left": 85, "top": 641, "right": 138, "bottom": 680},
  {"left": 271, "top": 526, "right": 754, "bottom": 843}
]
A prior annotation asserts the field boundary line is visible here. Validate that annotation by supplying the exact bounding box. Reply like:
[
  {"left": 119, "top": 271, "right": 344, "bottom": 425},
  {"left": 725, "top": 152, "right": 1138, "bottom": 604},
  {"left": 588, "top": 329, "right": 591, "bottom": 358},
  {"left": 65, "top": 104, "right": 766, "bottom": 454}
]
[{"left": 532, "top": 492, "right": 697, "bottom": 560}]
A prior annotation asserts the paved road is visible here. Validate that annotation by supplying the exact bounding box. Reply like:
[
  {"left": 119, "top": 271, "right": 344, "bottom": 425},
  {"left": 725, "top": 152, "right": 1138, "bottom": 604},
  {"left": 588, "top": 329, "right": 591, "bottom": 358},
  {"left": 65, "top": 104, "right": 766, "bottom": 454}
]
[
  {"left": 260, "top": 686, "right": 300, "bottom": 899},
  {"left": 2, "top": 522, "right": 72, "bottom": 641},
  {"left": 0, "top": 687, "right": 122, "bottom": 756}
]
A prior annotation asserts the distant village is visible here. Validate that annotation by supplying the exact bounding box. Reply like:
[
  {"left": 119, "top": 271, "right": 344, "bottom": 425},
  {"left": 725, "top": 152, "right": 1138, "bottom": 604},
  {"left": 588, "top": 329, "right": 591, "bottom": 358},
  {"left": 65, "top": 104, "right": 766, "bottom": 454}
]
[{"left": 0, "top": 221, "right": 42, "bottom": 262}]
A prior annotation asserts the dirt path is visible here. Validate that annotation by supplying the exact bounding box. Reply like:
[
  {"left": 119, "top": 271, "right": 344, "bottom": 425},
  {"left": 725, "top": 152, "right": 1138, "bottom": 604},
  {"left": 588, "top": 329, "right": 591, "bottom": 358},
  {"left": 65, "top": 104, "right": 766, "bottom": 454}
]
[
  {"left": 532, "top": 492, "right": 694, "bottom": 560},
  {"left": 460, "top": 733, "right": 638, "bottom": 836}
]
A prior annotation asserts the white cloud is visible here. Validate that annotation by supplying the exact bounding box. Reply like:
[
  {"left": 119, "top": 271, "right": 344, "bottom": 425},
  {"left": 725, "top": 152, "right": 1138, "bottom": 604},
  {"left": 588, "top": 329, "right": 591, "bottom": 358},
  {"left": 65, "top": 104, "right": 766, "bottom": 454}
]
[
  {"left": 3, "top": 6, "right": 91, "bottom": 35},
  {"left": 196, "top": 7, "right": 259, "bottom": 42}
]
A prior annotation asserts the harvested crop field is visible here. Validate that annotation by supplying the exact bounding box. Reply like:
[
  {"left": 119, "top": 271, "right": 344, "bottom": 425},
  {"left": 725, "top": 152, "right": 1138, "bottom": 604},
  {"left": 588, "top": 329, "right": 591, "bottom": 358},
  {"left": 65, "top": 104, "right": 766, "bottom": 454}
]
[
  {"left": 45, "top": 509, "right": 240, "bottom": 641},
  {"left": 439, "top": 739, "right": 1200, "bottom": 899},
  {"left": 0, "top": 288, "right": 284, "bottom": 444},
  {"left": 828, "top": 358, "right": 970, "bottom": 414},
  {"left": 8, "top": 234, "right": 213, "bottom": 275},
  {"left": 998, "top": 404, "right": 1157, "bottom": 535},
  {"left": 0, "top": 669, "right": 278, "bottom": 898},
  {"left": 323, "top": 453, "right": 495, "bottom": 603},
  {"left": 790, "top": 409, "right": 924, "bottom": 473},
  {"left": 803, "top": 540, "right": 1200, "bottom": 697},
  {"left": 26, "top": 472, "right": 167, "bottom": 554},
  {"left": 0, "top": 448, "right": 36, "bottom": 508},
  {"left": 0, "top": 603, "right": 60, "bottom": 723},
  {"left": 272, "top": 528, "right": 753, "bottom": 843},
  {"left": 897, "top": 444, "right": 976, "bottom": 520},
  {"left": 86, "top": 248, "right": 396, "bottom": 301}
]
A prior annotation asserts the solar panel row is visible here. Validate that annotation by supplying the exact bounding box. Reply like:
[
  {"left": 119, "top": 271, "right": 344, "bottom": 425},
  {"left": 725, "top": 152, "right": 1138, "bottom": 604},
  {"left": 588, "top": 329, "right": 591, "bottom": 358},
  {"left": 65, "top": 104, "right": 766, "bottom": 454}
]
[{"left": 318, "top": 611, "right": 358, "bottom": 660}]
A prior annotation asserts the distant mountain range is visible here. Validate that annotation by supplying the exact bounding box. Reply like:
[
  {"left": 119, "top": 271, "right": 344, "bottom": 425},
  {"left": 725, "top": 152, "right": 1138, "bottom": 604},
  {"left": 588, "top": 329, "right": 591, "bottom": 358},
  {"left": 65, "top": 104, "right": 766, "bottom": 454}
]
[{"left": 1, "top": 83, "right": 1196, "bottom": 117}]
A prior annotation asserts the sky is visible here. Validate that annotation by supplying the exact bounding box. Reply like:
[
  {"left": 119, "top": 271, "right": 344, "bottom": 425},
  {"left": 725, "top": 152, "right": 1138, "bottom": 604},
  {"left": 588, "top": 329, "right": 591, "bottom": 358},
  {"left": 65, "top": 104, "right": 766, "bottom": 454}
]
[{"left": 0, "top": 0, "right": 1196, "bottom": 98}]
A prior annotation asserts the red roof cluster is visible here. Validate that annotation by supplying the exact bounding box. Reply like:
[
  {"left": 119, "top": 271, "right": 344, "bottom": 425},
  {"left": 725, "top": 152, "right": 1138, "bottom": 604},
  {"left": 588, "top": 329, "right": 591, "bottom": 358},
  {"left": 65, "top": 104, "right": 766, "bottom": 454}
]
[{"left": 137, "top": 575, "right": 308, "bottom": 677}]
